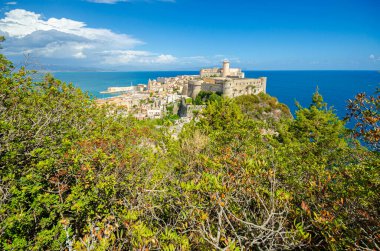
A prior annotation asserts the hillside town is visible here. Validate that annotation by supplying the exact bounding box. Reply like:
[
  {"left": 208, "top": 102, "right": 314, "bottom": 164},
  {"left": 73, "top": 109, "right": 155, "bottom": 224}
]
[{"left": 96, "top": 60, "right": 267, "bottom": 119}]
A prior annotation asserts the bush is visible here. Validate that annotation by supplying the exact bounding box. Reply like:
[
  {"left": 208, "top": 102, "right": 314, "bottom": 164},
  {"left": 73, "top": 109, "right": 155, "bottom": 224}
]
[
  {"left": 194, "top": 91, "right": 222, "bottom": 105},
  {"left": 185, "top": 97, "right": 192, "bottom": 104}
]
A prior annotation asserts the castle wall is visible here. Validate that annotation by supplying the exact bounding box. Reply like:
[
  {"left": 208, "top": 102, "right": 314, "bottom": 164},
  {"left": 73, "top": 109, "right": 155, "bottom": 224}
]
[
  {"left": 260, "top": 77, "right": 267, "bottom": 93},
  {"left": 200, "top": 72, "right": 222, "bottom": 78},
  {"left": 201, "top": 83, "right": 223, "bottom": 94},
  {"left": 182, "top": 83, "right": 189, "bottom": 96},
  {"left": 200, "top": 68, "right": 221, "bottom": 78},
  {"left": 187, "top": 80, "right": 203, "bottom": 99},
  {"left": 178, "top": 98, "right": 206, "bottom": 117},
  {"left": 222, "top": 78, "right": 266, "bottom": 98},
  {"left": 187, "top": 77, "right": 266, "bottom": 99}
]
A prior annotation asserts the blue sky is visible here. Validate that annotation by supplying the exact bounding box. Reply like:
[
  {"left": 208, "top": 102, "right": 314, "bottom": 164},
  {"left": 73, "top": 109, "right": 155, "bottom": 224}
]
[{"left": 0, "top": 0, "right": 379, "bottom": 70}]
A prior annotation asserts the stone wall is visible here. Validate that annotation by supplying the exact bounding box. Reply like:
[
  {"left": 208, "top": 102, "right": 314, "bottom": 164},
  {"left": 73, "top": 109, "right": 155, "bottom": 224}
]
[
  {"left": 201, "top": 83, "right": 223, "bottom": 94},
  {"left": 186, "top": 77, "right": 266, "bottom": 99},
  {"left": 178, "top": 98, "right": 206, "bottom": 118},
  {"left": 187, "top": 80, "right": 203, "bottom": 99},
  {"left": 223, "top": 78, "right": 266, "bottom": 98}
]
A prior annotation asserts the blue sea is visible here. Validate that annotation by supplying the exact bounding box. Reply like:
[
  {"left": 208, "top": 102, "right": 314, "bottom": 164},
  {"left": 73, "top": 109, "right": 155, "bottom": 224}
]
[{"left": 53, "top": 71, "right": 380, "bottom": 119}]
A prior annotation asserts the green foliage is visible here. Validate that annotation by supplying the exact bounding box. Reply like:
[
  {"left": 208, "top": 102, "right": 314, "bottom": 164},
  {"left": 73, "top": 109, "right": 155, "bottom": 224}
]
[
  {"left": 198, "top": 98, "right": 243, "bottom": 132},
  {"left": 166, "top": 104, "right": 174, "bottom": 114},
  {"left": 290, "top": 90, "right": 348, "bottom": 156},
  {"left": 0, "top": 52, "right": 379, "bottom": 250},
  {"left": 235, "top": 93, "right": 292, "bottom": 121},
  {"left": 0, "top": 36, "right": 4, "bottom": 49},
  {"left": 346, "top": 86, "right": 380, "bottom": 151},
  {"left": 194, "top": 90, "right": 222, "bottom": 105}
]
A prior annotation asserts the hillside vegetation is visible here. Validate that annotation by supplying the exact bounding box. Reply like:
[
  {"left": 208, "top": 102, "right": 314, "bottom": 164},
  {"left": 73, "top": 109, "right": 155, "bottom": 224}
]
[{"left": 0, "top": 53, "right": 379, "bottom": 250}]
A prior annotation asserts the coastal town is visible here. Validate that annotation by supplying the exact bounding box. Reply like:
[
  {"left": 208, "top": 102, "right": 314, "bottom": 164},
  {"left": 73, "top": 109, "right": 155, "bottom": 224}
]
[{"left": 96, "top": 60, "right": 267, "bottom": 119}]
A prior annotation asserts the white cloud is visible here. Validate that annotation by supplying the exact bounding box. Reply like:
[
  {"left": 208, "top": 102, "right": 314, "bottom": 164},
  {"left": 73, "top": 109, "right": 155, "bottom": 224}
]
[
  {"left": 0, "top": 9, "right": 141, "bottom": 49},
  {"left": 155, "top": 54, "right": 177, "bottom": 63},
  {"left": 0, "top": 9, "right": 233, "bottom": 70},
  {"left": 0, "top": 9, "right": 184, "bottom": 67},
  {"left": 181, "top": 56, "right": 211, "bottom": 65},
  {"left": 27, "top": 42, "right": 94, "bottom": 59},
  {"left": 5, "top": 1, "right": 17, "bottom": 5},
  {"left": 103, "top": 50, "right": 177, "bottom": 65},
  {"left": 369, "top": 54, "right": 380, "bottom": 62}
]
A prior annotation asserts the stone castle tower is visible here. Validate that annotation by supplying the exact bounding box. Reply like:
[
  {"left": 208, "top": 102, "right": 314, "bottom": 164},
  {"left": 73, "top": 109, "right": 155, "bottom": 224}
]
[
  {"left": 187, "top": 80, "right": 203, "bottom": 99},
  {"left": 222, "top": 60, "right": 230, "bottom": 77}
]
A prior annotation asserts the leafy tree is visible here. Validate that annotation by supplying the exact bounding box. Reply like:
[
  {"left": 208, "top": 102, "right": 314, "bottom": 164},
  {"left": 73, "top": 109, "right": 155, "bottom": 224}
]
[
  {"left": 0, "top": 54, "right": 99, "bottom": 249},
  {"left": 346, "top": 87, "right": 380, "bottom": 151},
  {"left": 290, "top": 90, "right": 348, "bottom": 156},
  {"left": 276, "top": 90, "right": 379, "bottom": 250},
  {"left": 194, "top": 90, "right": 222, "bottom": 105},
  {"left": 198, "top": 98, "right": 243, "bottom": 132}
]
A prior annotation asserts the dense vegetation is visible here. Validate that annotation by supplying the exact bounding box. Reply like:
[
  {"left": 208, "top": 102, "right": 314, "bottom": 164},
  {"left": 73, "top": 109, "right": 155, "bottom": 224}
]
[
  {"left": 193, "top": 91, "right": 222, "bottom": 105},
  {"left": 0, "top": 52, "right": 379, "bottom": 250}
]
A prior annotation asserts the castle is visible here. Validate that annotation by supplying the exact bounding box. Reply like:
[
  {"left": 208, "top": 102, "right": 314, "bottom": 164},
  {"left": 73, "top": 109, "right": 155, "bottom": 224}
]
[
  {"left": 200, "top": 60, "right": 245, "bottom": 78},
  {"left": 183, "top": 60, "right": 267, "bottom": 99}
]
